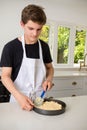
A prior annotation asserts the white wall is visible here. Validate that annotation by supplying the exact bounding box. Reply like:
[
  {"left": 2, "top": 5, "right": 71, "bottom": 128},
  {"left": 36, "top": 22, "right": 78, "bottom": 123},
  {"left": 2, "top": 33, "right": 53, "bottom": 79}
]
[{"left": 0, "top": 0, "right": 87, "bottom": 57}]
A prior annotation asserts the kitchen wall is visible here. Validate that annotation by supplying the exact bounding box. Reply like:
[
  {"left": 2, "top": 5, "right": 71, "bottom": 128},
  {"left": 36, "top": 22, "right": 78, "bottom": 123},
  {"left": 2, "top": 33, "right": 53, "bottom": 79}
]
[{"left": 0, "top": 0, "right": 87, "bottom": 57}]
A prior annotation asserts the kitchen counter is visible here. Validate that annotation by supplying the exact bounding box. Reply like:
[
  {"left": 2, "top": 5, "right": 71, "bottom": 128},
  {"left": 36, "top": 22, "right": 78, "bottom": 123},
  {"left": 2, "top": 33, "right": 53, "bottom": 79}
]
[
  {"left": 0, "top": 95, "right": 87, "bottom": 130},
  {"left": 0, "top": 67, "right": 87, "bottom": 77},
  {"left": 54, "top": 70, "right": 87, "bottom": 77}
]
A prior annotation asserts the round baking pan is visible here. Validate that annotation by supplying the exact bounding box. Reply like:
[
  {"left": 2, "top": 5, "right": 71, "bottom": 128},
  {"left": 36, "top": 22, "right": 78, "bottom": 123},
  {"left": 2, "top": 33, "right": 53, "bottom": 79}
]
[{"left": 33, "top": 98, "right": 66, "bottom": 116}]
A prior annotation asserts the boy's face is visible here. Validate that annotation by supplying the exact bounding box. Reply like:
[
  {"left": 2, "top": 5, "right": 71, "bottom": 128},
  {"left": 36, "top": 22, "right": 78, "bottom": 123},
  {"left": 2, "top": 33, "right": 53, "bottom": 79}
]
[{"left": 20, "top": 20, "right": 43, "bottom": 43}]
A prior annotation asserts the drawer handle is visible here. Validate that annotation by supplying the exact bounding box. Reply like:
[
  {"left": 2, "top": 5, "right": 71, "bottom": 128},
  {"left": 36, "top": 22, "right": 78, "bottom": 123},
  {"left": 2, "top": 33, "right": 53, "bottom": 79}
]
[
  {"left": 72, "top": 94, "right": 76, "bottom": 97},
  {"left": 72, "top": 82, "right": 77, "bottom": 85}
]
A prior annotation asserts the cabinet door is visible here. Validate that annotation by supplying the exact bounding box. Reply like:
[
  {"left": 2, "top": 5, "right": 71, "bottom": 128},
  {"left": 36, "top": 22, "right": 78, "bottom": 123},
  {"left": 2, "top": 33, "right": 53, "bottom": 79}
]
[
  {"left": 52, "top": 77, "right": 83, "bottom": 91},
  {"left": 0, "top": 81, "right": 10, "bottom": 102},
  {"left": 46, "top": 89, "right": 83, "bottom": 98},
  {"left": 46, "top": 76, "right": 84, "bottom": 98},
  {"left": 83, "top": 77, "right": 87, "bottom": 95}
]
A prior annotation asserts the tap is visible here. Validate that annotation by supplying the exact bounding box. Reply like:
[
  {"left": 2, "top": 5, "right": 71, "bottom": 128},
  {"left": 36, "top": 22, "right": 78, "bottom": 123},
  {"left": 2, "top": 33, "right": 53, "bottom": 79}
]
[
  {"left": 79, "top": 60, "right": 84, "bottom": 70},
  {"left": 84, "top": 53, "right": 87, "bottom": 66},
  {"left": 79, "top": 53, "right": 87, "bottom": 71}
]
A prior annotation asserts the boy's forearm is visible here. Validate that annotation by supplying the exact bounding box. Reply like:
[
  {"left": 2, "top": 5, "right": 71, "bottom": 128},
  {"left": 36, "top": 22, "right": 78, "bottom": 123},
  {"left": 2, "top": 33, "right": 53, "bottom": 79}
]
[
  {"left": 1, "top": 75, "right": 20, "bottom": 100},
  {"left": 46, "top": 66, "right": 54, "bottom": 82}
]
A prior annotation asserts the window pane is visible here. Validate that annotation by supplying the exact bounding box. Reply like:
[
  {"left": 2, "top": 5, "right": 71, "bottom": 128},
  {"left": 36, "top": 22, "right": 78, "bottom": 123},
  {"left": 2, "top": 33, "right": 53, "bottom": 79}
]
[
  {"left": 57, "top": 26, "right": 70, "bottom": 64},
  {"left": 74, "top": 29, "right": 86, "bottom": 63},
  {"left": 39, "top": 25, "right": 50, "bottom": 43}
]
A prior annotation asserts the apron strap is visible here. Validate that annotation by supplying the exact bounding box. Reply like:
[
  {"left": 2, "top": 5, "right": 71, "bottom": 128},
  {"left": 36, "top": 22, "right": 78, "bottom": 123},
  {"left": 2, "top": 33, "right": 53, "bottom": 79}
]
[
  {"left": 38, "top": 39, "right": 43, "bottom": 60},
  {"left": 21, "top": 35, "right": 26, "bottom": 58}
]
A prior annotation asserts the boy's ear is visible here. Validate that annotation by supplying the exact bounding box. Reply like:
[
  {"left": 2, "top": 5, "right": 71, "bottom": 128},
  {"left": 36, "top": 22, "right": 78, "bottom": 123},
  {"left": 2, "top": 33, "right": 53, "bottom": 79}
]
[{"left": 20, "top": 21, "right": 25, "bottom": 27}]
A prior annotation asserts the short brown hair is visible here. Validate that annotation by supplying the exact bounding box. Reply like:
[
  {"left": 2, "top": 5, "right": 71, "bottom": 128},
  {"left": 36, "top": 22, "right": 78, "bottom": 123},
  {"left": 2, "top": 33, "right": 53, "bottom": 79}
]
[{"left": 21, "top": 4, "right": 47, "bottom": 25}]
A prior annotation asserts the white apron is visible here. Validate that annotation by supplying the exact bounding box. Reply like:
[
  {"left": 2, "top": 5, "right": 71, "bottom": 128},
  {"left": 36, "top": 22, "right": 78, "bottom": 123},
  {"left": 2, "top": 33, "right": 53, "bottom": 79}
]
[{"left": 10, "top": 36, "right": 46, "bottom": 102}]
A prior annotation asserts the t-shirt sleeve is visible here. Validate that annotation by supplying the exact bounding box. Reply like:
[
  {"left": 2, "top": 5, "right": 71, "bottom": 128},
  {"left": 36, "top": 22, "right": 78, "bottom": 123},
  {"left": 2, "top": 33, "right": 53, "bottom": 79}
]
[
  {"left": 43, "top": 43, "right": 53, "bottom": 63},
  {"left": 0, "top": 44, "right": 13, "bottom": 67}
]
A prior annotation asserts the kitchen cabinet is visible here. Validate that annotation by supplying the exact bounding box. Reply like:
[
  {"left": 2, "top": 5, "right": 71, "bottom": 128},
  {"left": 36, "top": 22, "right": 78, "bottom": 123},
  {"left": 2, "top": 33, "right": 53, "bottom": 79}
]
[
  {"left": 0, "top": 80, "right": 10, "bottom": 102},
  {"left": 83, "top": 77, "right": 87, "bottom": 95},
  {"left": 46, "top": 76, "right": 86, "bottom": 98}
]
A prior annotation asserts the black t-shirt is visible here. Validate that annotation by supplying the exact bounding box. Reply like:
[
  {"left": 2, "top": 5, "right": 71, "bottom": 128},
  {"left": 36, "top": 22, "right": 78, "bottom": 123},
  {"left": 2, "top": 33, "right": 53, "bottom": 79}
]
[{"left": 0, "top": 38, "right": 52, "bottom": 81}]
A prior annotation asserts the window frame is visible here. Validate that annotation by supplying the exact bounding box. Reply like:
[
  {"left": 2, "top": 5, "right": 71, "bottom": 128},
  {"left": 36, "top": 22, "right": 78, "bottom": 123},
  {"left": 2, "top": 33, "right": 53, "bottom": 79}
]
[{"left": 46, "top": 20, "right": 87, "bottom": 70}]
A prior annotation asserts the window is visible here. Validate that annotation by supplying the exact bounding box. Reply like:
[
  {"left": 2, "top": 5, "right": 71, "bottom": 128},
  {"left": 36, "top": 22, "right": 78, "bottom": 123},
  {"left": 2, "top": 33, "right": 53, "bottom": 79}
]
[
  {"left": 57, "top": 26, "right": 70, "bottom": 64},
  {"left": 39, "top": 25, "right": 50, "bottom": 43},
  {"left": 74, "top": 27, "right": 86, "bottom": 63},
  {"left": 39, "top": 21, "right": 87, "bottom": 69}
]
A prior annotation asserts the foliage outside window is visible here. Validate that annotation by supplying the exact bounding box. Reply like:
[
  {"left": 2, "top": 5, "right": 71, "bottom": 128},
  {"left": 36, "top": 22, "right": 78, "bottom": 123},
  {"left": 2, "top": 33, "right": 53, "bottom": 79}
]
[
  {"left": 39, "top": 25, "right": 50, "bottom": 43},
  {"left": 74, "top": 29, "right": 86, "bottom": 63},
  {"left": 57, "top": 26, "right": 70, "bottom": 64}
]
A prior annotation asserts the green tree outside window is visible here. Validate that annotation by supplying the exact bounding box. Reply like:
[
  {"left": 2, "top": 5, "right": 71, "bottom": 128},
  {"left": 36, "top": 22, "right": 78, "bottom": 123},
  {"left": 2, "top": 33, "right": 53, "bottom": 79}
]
[
  {"left": 57, "top": 26, "right": 70, "bottom": 64},
  {"left": 74, "top": 30, "right": 86, "bottom": 63},
  {"left": 39, "top": 25, "right": 50, "bottom": 43}
]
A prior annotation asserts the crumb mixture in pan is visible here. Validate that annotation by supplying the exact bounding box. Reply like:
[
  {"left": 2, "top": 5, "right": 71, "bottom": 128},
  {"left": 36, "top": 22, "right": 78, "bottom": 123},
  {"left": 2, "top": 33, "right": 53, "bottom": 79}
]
[{"left": 36, "top": 101, "right": 62, "bottom": 110}]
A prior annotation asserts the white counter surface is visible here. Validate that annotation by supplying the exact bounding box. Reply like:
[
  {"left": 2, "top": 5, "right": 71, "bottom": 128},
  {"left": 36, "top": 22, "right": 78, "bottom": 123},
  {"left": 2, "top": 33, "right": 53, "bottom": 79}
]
[
  {"left": 54, "top": 70, "right": 87, "bottom": 77},
  {"left": 0, "top": 95, "right": 87, "bottom": 130}
]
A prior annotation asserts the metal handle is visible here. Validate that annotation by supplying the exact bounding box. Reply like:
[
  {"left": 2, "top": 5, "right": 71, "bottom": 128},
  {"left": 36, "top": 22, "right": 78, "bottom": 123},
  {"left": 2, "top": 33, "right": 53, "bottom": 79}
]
[{"left": 72, "top": 81, "right": 77, "bottom": 85}]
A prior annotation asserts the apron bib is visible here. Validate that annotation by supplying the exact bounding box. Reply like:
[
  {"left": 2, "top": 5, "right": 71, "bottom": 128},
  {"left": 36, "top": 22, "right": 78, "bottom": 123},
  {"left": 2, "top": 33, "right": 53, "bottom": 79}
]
[{"left": 10, "top": 36, "right": 46, "bottom": 102}]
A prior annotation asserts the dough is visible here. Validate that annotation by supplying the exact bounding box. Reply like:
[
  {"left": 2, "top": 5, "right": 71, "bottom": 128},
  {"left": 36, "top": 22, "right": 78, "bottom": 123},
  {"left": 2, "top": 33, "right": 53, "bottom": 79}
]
[{"left": 36, "top": 101, "right": 62, "bottom": 110}]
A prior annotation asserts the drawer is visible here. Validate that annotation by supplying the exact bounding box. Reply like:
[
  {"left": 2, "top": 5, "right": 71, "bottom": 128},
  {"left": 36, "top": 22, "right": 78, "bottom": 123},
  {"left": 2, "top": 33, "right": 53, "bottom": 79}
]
[
  {"left": 52, "top": 77, "right": 84, "bottom": 91},
  {"left": 46, "top": 89, "right": 83, "bottom": 98}
]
